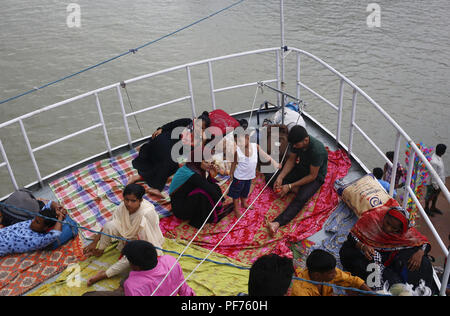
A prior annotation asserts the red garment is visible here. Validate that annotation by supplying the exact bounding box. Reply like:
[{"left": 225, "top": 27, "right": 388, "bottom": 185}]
[
  {"left": 161, "top": 149, "right": 351, "bottom": 264},
  {"left": 208, "top": 109, "right": 240, "bottom": 135},
  {"left": 350, "top": 199, "right": 429, "bottom": 250}
]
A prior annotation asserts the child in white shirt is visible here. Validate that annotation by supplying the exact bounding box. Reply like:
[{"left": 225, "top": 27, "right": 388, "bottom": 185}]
[{"left": 228, "top": 130, "right": 280, "bottom": 217}]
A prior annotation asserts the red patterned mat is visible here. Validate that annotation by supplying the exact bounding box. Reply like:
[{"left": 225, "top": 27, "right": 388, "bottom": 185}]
[{"left": 0, "top": 235, "right": 86, "bottom": 296}]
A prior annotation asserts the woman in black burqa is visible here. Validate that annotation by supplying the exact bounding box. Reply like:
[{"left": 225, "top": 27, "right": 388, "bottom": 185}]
[{"left": 129, "top": 112, "right": 211, "bottom": 198}]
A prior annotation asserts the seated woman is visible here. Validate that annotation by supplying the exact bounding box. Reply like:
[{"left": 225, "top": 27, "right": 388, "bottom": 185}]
[
  {"left": 83, "top": 183, "right": 165, "bottom": 286},
  {"left": 169, "top": 153, "right": 232, "bottom": 229},
  {"left": 128, "top": 112, "right": 211, "bottom": 198},
  {"left": 0, "top": 207, "right": 66, "bottom": 256},
  {"left": 339, "top": 204, "right": 437, "bottom": 294}
]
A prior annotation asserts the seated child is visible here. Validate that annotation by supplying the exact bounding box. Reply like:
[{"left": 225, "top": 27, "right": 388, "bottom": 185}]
[
  {"left": 0, "top": 207, "right": 66, "bottom": 256},
  {"left": 248, "top": 254, "right": 294, "bottom": 296},
  {"left": 291, "top": 249, "right": 372, "bottom": 296},
  {"left": 228, "top": 129, "right": 280, "bottom": 217},
  {"left": 122, "top": 240, "right": 195, "bottom": 296}
]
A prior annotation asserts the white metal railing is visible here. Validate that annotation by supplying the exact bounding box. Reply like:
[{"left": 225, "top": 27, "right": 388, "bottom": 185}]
[
  {"left": 0, "top": 140, "right": 18, "bottom": 191},
  {"left": 0, "top": 47, "right": 281, "bottom": 200},
  {"left": 0, "top": 46, "right": 449, "bottom": 294}
]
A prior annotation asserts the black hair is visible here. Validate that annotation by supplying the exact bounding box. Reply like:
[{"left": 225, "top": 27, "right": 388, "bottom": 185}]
[
  {"left": 436, "top": 144, "right": 447, "bottom": 156},
  {"left": 386, "top": 151, "right": 394, "bottom": 161},
  {"left": 287, "top": 125, "right": 308, "bottom": 144},
  {"left": 39, "top": 208, "right": 58, "bottom": 227},
  {"left": 238, "top": 119, "right": 248, "bottom": 130},
  {"left": 122, "top": 240, "right": 158, "bottom": 271},
  {"left": 306, "top": 249, "right": 336, "bottom": 273},
  {"left": 199, "top": 111, "right": 211, "bottom": 128},
  {"left": 123, "top": 183, "right": 145, "bottom": 200},
  {"left": 248, "top": 254, "right": 294, "bottom": 296},
  {"left": 372, "top": 167, "right": 384, "bottom": 179}
]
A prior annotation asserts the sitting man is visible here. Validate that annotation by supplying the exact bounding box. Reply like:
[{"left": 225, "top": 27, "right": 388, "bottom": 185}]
[
  {"left": 122, "top": 240, "right": 195, "bottom": 296},
  {"left": 248, "top": 254, "right": 295, "bottom": 296},
  {"left": 291, "top": 249, "right": 372, "bottom": 296},
  {"left": 0, "top": 207, "right": 66, "bottom": 256},
  {"left": 267, "top": 125, "right": 328, "bottom": 235}
]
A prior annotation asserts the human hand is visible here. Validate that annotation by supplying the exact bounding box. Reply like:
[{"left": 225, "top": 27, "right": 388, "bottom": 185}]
[
  {"left": 407, "top": 249, "right": 424, "bottom": 271},
  {"left": 272, "top": 160, "right": 281, "bottom": 170},
  {"left": 152, "top": 128, "right": 162, "bottom": 139},
  {"left": 83, "top": 243, "right": 103, "bottom": 257},
  {"left": 359, "top": 243, "right": 375, "bottom": 260},
  {"left": 57, "top": 211, "right": 66, "bottom": 221},
  {"left": 279, "top": 184, "right": 291, "bottom": 198},
  {"left": 52, "top": 202, "right": 66, "bottom": 218},
  {"left": 209, "top": 163, "right": 219, "bottom": 178},
  {"left": 274, "top": 176, "right": 283, "bottom": 192}
]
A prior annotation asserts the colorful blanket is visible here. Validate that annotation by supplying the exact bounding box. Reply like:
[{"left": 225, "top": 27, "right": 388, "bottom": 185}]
[
  {"left": 0, "top": 235, "right": 85, "bottom": 296},
  {"left": 50, "top": 150, "right": 172, "bottom": 239},
  {"left": 49, "top": 147, "right": 350, "bottom": 266},
  {"left": 28, "top": 238, "right": 250, "bottom": 296},
  {"left": 161, "top": 149, "right": 352, "bottom": 265}
]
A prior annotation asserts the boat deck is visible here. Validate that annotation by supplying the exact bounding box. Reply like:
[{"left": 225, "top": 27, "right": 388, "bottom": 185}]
[
  {"left": 415, "top": 177, "right": 450, "bottom": 265},
  {"left": 17, "top": 108, "right": 448, "bottom": 295}
]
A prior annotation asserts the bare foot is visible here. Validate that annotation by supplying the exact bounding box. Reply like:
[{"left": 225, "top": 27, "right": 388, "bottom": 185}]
[
  {"left": 241, "top": 201, "right": 253, "bottom": 210},
  {"left": 233, "top": 209, "right": 243, "bottom": 218},
  {"left": 87, "top": 271, "right": 107, "bottom": 287},
  {"left": 268, "top": 222, "right": 280, "bottom": 237},
  {"left": 145, "top": 188, "right": 166, "bottom": 200}
]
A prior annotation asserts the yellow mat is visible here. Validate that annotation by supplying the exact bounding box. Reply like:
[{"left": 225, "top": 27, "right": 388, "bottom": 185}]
[{"left": 27, "top": 238, "right": 249, "bottom": 296}]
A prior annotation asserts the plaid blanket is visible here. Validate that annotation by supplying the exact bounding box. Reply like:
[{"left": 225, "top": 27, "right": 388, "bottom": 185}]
[
  {"left": 50, "top": 150, "right": 172, "bottom": 239},
  {"left": 0, "top": 235, "right": 85, "bottom": 296}
]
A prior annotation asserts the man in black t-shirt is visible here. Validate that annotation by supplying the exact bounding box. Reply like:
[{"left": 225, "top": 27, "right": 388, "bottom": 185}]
[{"left": 267, "top": 125, "right": 328, "bottom": 236}]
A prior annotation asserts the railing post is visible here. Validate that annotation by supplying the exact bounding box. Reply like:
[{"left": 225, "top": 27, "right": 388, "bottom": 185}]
[
  {"left": 276, "top": 50, "right": 281, "bottom": 107},
  {"left": 116, "top": 85, "right": 133, "bottom": 148},
  {"left": 441, "top": 253, "right": 450, "bottom": 296},
  {"left": 348, "top": 88, "right": 358, "bottom": 156},
  {"left": 296, "top": 52, "right": 301, "bottom": 101},
  {"left": 19, "top": 119, "right": 43, "bottom": 186},
  {"left": 94, "top": 93, "right": 112, "bottom": 156},
  {"left": 402, "top": 144, "right": 416, "bottom": 210},
  {"left": 279, "top": 0, "right": 285, "bottom": 84},
  {"left": 390, "top": 132, "right": 402, "bottom": 196},
  {"left": 208, "top": 61, "right": 216, "bottom": 110},
  {"left": 186, "top": 66, "right": 196, "bottom": 118},
  {"left": 407, "top": 186, "right": 448, "bottom": 254},
  {"left": 0, "top": 140, "right": 19, "bottom": 190},
  {"left": 336, "top": 79, "right": 344, "bottom": 143}
]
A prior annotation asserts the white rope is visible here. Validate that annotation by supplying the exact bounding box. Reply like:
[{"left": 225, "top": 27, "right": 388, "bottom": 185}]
[
  {"left": 153, "top": 84, "right": 263, "bottom": 296},
  {"left": 150, "top": 179, "right": 233, "bottom": 296},
  {"left": 170, "top": 92, "right": 310, "bottom": 296},
  {"left": 166, "top": 90, "right": 305, "bottom": 295},
  {"left": 169, "top": 169, "right": 279, "bottom": 296},
  {"left": 248, "top": 84, "right": 262, "bottom": 126},
  {"left": 169, "top": 109, "right": 309, "bottom": 295}
]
